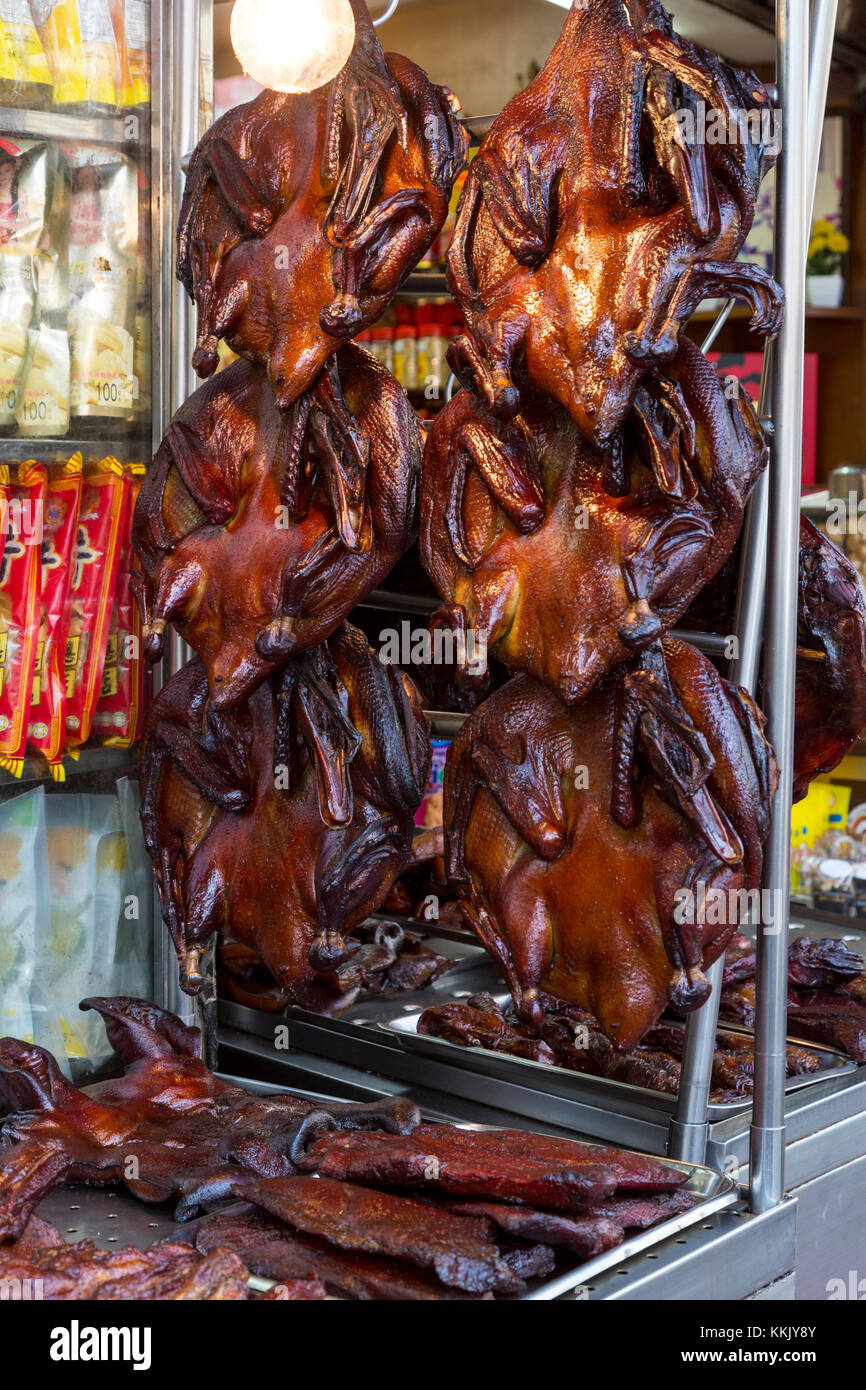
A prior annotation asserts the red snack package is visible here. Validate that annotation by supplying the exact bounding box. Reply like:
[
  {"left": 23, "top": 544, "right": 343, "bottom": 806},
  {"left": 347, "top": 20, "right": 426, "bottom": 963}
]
[
  {"left": 0, "top": 462, "right": 46, "bottom": 776},
  {"left": 92, "top": 461, "right": 145, "bottom": 749},
  {"left": 63, "top": 457, "right": 128, "bottom": 753},
  {"left": 27, "top": 454, "right": 84, "bottom": 779}
]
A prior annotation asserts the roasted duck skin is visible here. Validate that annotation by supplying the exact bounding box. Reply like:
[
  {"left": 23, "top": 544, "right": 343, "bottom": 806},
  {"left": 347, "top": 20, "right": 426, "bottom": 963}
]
[
  {"left": 793, "top": 516, "right": 866, "bottom": 800},
  {"left": 447, "top": 0, "right": 781, "bottom": 449},
  {"left": 718, "top": 938, "right": 866, "bottom": 1063},
  {"left": 445, "top": 639, "right": 776, "bottom": 1048},
  {"left": 196, "top": 1208, "right": 493, "bottom": 1301},
  {"left": 684, "top": 517, "right": 866, "bottom": 799},
  {"left": 293, "top": 1122, "right": 686, "bottom": 1208},
  {"left": 0, "top": 1220, "right": 251, "bottom": 1300},
  {"left": 0, "top": 998, "right": 421, "bottom": 1240},
  {"left": 134, "top": 346, "right": 422, "bottom": 702},
  {"left": 141, "top": 626, "right": 431, "bottom": 1001},
  {"left": 178, "top": 1172, "right": 526, "bottom": 1295},
  {"left": 178, "top": 0, "right": 467, "bottom": 405},
  {"left": 421, "top": 340, "right": 766, "bottom": 703}
]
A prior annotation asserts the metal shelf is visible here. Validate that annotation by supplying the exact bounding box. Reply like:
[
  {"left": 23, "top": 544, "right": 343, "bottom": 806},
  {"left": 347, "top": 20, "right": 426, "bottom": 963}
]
[
  {"left": 0, "top": 105, "right": 148, "bottom": 147},
  {"left": 0, "top": 436, "right": 147, "bottom": 463},
  {"left": 0, "top": 745, "right": 136, "bottom": 790},
  {"left": 398, "top": 272, "right": 449, "bottom": 298}
]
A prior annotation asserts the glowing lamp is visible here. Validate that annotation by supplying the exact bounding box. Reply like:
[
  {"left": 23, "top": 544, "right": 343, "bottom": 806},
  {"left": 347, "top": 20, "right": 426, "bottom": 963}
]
[{"left": 230, "top": 0, "right": 356, "bottom": 95}]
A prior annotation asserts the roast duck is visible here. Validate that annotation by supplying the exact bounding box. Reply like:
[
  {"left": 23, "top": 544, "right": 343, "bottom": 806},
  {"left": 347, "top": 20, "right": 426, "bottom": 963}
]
[
  {"left": 0, "top": 999, "right": 696, "bottom": 1298},
  {"left": 140, "top": 624, "right": 435, "bottom": 1010},
  {"left": 685, "top": 515, "right": 866, "bottom": 801},
  {"left": 177, "top": 0, "right": 467, "bottom": 403},
  {"left": 422, "top": 336, "right": 767, "bottom": 703},
  {"left": 443, "top": 640, "right": 777, "bottom": 1050},
  {"left": 720, "top": 934, "right": 866, "bottom": 1062},
  {"left": 418, "top": 0, "right": 866, "bottom": 1054},
  {"left": 446, "top": 0, "right": 782, "bottom": 454},
  {"left": 134, "top": 2, "right": 468, "bottom": 1006},
  {"left": 134, "top": 343, "right": 422, "bottom": 692}
]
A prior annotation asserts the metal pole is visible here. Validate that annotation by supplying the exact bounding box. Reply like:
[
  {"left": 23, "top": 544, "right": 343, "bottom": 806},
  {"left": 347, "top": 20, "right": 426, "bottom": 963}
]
[
  {"left": 153, "top": 0, "right": 212, "bottom": 1024},
  {"left": 750, "top": 0, "right": 810, "bottom": 1215},
  {"left": 670, "top": 0, "right": 836, "bottom": 1167}
]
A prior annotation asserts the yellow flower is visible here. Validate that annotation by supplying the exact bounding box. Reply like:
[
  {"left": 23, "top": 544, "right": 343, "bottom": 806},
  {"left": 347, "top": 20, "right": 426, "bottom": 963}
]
[
  {"left": 829, "top": 232, "right": 850, "bottom": 255},
  {"left": 813, "top": 219, "right": 835, "bottom": 236}
]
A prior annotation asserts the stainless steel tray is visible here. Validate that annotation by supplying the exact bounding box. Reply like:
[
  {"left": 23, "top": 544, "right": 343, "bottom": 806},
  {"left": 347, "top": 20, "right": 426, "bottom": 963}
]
[
  {"left": 373, "top": 993, "right": 857, "bottom": 1121},
  {"left": 37, "top": 1161, "right": 736, "bottom": 1302},
  {"left": 36, "top": 1073, "right": 737, "bottom": 1300},
  {"left": 513, "top": 1157, "right": 736, "bottom": 1300}
]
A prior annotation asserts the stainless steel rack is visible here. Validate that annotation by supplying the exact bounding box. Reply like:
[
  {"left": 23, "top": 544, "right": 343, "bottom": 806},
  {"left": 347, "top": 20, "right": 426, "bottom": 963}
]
[{"left": 176, "top": 0, "right": 844, "bottom": 1260}]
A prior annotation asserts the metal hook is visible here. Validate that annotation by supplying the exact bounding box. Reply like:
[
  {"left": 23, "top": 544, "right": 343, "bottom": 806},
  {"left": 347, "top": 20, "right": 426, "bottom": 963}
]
[{"left": 373, "top": 0, "right": 399, "bottom": 24}]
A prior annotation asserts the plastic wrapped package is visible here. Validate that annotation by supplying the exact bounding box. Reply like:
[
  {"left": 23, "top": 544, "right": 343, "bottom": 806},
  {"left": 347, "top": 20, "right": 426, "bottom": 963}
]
[
  {"left": 40, "top": 791, "right": 124, "bottom": 1069},
  {"left": 0, "top": 137, "right": 54, "bottom": 428},
  {"left": 28, "top": 0, "right": 88, "bottom": 107},
  {"left": 0, "top": 461, "right": 46, "bottom": 776},
  {"left": 18, "top": 139, "right": 70, "bottom": 438},
  {"left": 0, "top": 786, "right": 46, "bottom": 1041},
  {"left": 77, "top": 0, "right": 126, "bottom": 110},
  {"left": 30, "top": 0, "right": 127, "bottom": 111},
  {"left": 122, "top": 0, "right": 148, "bottom": 105},
  {"left": 0, "top": 0, "right": 53, "bottom": 108},
  {"left": 92, "top": 460, "right": 143, "bottom": 747},
  {"left": 114, "top": 776, "right": 153, "bottom": 999},
  {"left": 67, "top": 146, "right": 137, "bottom": 424},
  {"left": 27, "top": 453, "right": 82, "bottom": 775},
  {"left": 63, "top": 456, "right": 127, "bottom": 751}
]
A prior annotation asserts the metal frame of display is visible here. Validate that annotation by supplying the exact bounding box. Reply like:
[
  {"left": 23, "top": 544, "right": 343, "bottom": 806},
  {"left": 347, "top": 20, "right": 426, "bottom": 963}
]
[{"left": 151, "top": 0, "right": 847, "bottom": 1245}]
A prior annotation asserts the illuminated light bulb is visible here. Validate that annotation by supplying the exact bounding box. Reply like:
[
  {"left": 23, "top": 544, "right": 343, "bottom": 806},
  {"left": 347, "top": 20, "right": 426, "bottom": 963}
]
[{"left": 230, "top": 0, "right": 356, "bottom": 95}]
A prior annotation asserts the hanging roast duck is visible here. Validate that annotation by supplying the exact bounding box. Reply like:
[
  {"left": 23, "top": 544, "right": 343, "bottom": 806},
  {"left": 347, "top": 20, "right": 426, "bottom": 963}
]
[
  {"left": 444, "top": 638, "right": 777, "bottom": 1050},
  {"left": 133, "top": 344, "right": 421, "bottom": 701},
  {"left": 446, "top": 0, "right": 782, "bottom": 459},
  {"left": 177, "top": 0, "right": 468, "bottom": 408},
  {"left": 139, "top": 624, "right": 431, "bottom": 1009},
  {"left": 422, "top": 336, "right": 767, "bottom": 703}
]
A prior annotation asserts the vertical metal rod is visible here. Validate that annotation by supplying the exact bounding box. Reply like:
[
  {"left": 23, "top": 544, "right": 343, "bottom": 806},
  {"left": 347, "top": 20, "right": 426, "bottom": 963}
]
[
  {"left": 750, "top": 0, "right": 810, "bottom": 1215},
  {"left": 154, "top": 0, "right": 212, "bottom": 1025},
  {"left": 670, "top": 0, "right": 837, "bottom": 1167}
]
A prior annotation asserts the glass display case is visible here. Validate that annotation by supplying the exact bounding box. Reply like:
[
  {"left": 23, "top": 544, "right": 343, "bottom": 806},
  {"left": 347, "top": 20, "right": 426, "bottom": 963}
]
[{"left": 0, "top": 0, "right": 212, "bottom": 1078}]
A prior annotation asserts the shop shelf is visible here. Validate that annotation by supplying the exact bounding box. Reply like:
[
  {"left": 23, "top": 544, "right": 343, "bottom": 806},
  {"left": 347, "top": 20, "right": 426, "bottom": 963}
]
[{"left": 0, "top": 106, "right": 147, "bottom": 147}]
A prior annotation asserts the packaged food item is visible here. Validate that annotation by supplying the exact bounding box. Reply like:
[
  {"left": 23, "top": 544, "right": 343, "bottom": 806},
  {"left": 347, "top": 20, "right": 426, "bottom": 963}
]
[
  {"left": 416, "top": 738, "right": 449, "bottom": 829},
  {"left": 131, "top": 162, "right": 151, "bottom": 420},
  {"left": 77, "top": 0, "right": 123, "bottom": 109},
  {"left": 0, "top": 786, "right": 46, "bottom": 1042},
  {"left": 0, "top": 260, "right": 35, "bottom": 426},
  {"left": 393, "top": 308, "right": 417, "bottom": 391},
  {"left": 367, "top": 324, "right": 394, "bottom": 374},
  {"left": 122, "top": 0, "right": 148, "bottom": 105},
  {"left": 93, "top": 460, "right": 143, "bottom": 747},
  {"left": 0, "top": 0, "right": 53, "bottom": 108},
  {"left": 15, "top": 322, "right": 69, "bottom": 433},
  {"left": 15, "top": 141, "right": 70, "bottom": 436},
  {"left": 40, "top": 791, "right": 124, "bottom": 1068},
  {"left": 28, "top": 0, "right": 88, "bottom": 107},
  {"left": 0, "top": 461, "right": 45, "bottom": 775},
  {"left": 63, "top": 456, "right": 127, "bottom": 751},
  {"left": 0, "top": 138, "right": 53, "bottom": 426},
  {"left": 27, "top": 452, "right": 82, "bottom": 774},
  {"left": 67, "top": 146, "right": 137, "bottom": 427},
  {"left": 416, "top": 319, "right": 445, "bottom": 397}
]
